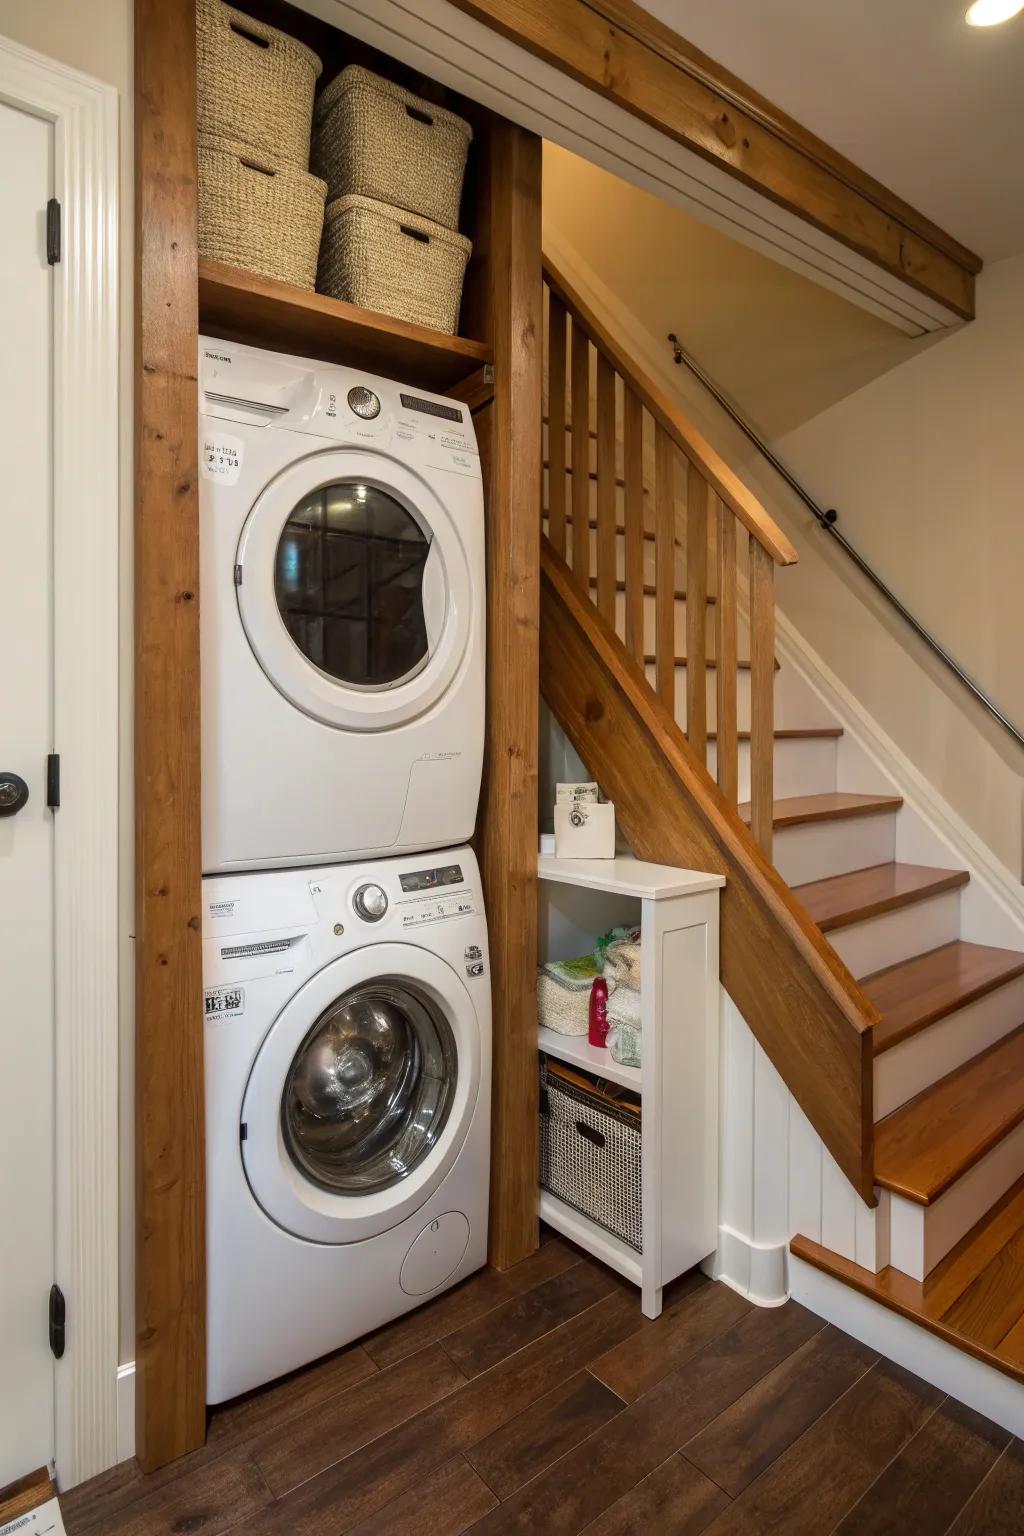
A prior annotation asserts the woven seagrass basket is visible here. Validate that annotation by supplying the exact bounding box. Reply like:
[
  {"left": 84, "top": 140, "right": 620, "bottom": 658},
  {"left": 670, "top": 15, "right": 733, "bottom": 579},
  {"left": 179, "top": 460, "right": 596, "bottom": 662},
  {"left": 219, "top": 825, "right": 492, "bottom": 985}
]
[
  {"left": 317, "top": 194, "right": 471, "bottom": 334},
  {"left": 198, "top": 136, "right": 327, "bottom": 290},
  {"left": 539, "top": 1060, "right": 643, "bottom": 1252},
  {"left": 196, "top": 0, "right": 322, "bottom": 171},
  {"left": 312, "top": 65, "right": 472, "bottom": 229}
]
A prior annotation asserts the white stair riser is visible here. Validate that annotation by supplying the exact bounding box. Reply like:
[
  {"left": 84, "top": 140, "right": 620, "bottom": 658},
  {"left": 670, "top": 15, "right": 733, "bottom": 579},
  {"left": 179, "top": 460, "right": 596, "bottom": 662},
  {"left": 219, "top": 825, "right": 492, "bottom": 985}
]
[
  {"left": 888, "top": 1117, "right": 1024, "bottom": 1281},
  {"left": 707, "top": 736, "right": 838, "bottom": 801},
  {"left": 874, "top": 974, "right": 1024, "bottom": 1120},
  {"left": 644, "top": 661, "right": 756, "bottom": 732},
  {"left": 829, "top": 890, "right": 961, "bottom": 976},
  {"left": 772, "top": 811, "right": 896, "bottom": 887}
]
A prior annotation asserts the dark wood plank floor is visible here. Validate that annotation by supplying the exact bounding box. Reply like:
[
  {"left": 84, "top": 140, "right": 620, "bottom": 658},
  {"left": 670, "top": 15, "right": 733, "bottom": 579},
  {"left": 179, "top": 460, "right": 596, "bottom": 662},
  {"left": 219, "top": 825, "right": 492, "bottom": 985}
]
[{"left": 60, "top": 1235, "right": 1024, "bottom": 1536}]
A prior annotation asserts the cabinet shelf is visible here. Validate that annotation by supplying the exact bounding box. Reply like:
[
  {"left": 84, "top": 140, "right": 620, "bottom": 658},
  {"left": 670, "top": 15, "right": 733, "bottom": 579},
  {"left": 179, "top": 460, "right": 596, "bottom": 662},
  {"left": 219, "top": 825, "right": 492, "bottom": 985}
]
[
  {"left": 197, "top": 259, "right": 492, "bottom": 393},
  {"left": 538, "top": 1025, "right": 642, "bottom": 1092}
]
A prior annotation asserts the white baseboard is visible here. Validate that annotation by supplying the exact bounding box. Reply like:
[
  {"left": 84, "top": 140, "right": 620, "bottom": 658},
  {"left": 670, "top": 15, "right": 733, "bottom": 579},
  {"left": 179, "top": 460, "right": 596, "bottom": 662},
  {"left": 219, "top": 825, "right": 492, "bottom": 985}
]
[
  {"left": 116, "top": 1364, "right": 135, "bottom": 1463},
  {"left": 704, "top": 1226, "right": 789, "bottom": 1307},
  {"left": 790, "top": 1254, "right": 1024, "bottom": 1438}
]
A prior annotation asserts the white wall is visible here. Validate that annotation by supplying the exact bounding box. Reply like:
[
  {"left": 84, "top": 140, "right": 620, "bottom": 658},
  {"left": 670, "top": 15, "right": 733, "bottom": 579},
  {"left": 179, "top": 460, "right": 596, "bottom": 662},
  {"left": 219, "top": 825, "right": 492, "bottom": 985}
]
[{"left": 0, "top": 0, "right": 135, "bottom": 1364}]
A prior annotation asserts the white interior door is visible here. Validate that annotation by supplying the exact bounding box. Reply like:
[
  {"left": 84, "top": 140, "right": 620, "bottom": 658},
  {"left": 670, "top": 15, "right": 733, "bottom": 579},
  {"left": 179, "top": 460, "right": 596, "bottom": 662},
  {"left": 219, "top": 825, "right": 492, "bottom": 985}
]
[{"left": 0, "top": 96, "right": 56, "bottom": 1484}]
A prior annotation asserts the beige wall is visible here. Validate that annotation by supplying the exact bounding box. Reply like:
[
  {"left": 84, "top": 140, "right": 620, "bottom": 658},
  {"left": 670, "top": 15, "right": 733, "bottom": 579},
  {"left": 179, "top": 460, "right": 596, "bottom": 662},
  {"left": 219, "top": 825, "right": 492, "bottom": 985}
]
[
  {"left": 542, "top": 142, "right": 914, "bottom": 441},
  {"left": 774, "top": 254, "right": 1024, "bottom": 875},
  {"left": 545, "top": 194, "right": 1024, "bottom": 878},
  {"left": 2, "top": 0, "right": 136, "bottom": 1362}
]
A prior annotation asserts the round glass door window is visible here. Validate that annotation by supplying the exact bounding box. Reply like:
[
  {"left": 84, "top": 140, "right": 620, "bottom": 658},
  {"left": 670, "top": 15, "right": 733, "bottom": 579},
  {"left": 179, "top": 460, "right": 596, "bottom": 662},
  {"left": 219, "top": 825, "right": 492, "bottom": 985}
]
[
  {"left": 274, "top": 483, "right": 431, "bottom": 689},
  {"left": 281, "top": 981, "right": 457, "bottom": 1195}
]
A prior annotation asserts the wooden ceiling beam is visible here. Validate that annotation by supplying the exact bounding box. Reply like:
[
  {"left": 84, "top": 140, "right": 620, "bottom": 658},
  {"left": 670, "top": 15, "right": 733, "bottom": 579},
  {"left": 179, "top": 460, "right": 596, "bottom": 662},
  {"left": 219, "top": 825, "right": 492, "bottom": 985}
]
[{"left": 447, "top": 0, "right": 981, "bottom": 320}]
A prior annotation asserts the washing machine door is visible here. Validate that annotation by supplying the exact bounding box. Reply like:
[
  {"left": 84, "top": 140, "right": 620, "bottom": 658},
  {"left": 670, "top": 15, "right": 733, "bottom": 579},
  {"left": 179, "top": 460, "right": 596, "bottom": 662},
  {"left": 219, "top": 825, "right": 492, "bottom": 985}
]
[
  {"left": 241, "top": 943, "right": 481, "bottom": 1244},
  {"left": 236, "top": 449, "right": 473, "bottom": 732}
]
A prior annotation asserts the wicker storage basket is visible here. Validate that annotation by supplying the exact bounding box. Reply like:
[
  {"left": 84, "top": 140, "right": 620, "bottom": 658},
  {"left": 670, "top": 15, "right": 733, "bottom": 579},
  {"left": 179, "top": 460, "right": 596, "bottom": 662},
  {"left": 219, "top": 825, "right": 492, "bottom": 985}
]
[
  {"left": 196, "top": 0, "right": 322, "bottom": 170},
  {"left": 312, "top": 65, "right": 472, "bottom": 229},
  {"left": 539, "top": 1059, "right": 642, "bottom": 1252},
  {"left": 198, "top": 135, "right": 327, "bottom": 290},
  {"left": 317, "top": 194, "right": 471, "bottom": 334}
]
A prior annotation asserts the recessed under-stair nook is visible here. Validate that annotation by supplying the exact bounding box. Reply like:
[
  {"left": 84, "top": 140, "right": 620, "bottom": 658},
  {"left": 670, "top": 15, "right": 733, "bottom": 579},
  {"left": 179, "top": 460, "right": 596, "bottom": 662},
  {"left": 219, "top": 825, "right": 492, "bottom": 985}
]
[{"left": 538, "top": 253, "right": 1024, "bottom": 1432}]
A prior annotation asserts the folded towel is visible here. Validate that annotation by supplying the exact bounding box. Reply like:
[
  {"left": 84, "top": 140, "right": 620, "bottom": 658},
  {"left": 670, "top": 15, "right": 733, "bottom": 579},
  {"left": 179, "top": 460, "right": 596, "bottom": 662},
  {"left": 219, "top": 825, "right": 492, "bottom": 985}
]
[
  {"left": 594, "top": 925, "right": 640, "bottom": 969},
  {"left": 608, "top": 1021, "right": 641, "bottom": 1068},
  {"left": 607, "top": 985, "right": 641, "bottom": 1028},
  {"left": 537, "top": 953, "right": 600, "bottom": 1036},
  {"left": 603, "top": 939, "right": 642, "bottom": 991},
  {"left": 607, "top": 983, "right": 642, "bottom": 1067}
]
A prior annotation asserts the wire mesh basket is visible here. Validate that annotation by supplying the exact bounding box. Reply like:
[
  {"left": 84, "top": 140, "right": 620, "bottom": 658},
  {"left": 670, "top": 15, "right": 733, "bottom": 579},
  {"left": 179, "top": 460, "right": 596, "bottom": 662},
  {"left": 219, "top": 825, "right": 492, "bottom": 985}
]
[{"left": 539, "top": 1058, "right": 642, "bottom": 1252}]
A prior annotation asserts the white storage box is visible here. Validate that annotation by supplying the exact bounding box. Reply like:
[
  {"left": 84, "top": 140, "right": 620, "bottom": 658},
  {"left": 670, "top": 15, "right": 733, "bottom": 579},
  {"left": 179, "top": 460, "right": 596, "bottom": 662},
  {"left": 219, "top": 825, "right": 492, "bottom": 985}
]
[{"left": 554, "top": 801, "right": 616, "bottom": 860}]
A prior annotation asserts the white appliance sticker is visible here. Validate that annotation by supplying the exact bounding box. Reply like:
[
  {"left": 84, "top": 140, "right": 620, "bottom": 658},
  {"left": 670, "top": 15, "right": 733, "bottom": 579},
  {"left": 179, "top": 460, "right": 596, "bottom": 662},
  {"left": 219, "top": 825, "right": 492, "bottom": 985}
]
[
  {"left": 205, "top": 984, "right": 246, "bottom": 1020},
  {"left": 201, "top": 431, "right": 244, "bottom": 485},
  {"left": 401, "top": 893, "right": 476, "bottom": 927},
  {"left": 1, "top": 1497, "right": 67, "bottom": 1536}
]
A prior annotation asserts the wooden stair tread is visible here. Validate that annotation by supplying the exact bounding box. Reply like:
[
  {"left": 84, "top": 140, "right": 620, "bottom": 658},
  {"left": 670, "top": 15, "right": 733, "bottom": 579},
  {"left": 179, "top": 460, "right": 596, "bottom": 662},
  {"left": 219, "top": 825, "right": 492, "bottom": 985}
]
[
  {"left": 738, "top": 792, "right": 902, "bottom": 831},
  {"left": 874, "top": 1023, "right": 1024, "bottom": 1204},
  {"left": 587, "top": 577, "right": 716, "bottom": 604},
  {"left": 643, "top": 654, "right": 781, "bottom": 672},
  {"left": 792, "top": 1179, "right": 1024, "bottom": 1386},
  {"left": 865, "top": 941, "right": 1024, "bottom": 1055},
  {"left": 793, "top": 862, "right": 968, "bottom": 932},
  {"left": 709, "top": 727, "right": 843, "bottom": 742}
]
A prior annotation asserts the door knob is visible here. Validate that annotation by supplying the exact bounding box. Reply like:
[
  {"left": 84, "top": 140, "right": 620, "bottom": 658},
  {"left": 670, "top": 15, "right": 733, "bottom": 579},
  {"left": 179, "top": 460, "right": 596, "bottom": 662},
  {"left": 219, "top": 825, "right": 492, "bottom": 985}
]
[{"left": 0, "top": 773, "right": 29, "bottom": 816}]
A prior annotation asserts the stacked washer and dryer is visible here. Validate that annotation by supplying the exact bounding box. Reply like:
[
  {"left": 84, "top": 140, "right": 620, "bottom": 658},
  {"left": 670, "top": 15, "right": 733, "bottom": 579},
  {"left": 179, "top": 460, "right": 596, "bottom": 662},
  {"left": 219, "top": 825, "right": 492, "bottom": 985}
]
[{"left": 199, "top": 336, "right": 491, "bottom": 1403}]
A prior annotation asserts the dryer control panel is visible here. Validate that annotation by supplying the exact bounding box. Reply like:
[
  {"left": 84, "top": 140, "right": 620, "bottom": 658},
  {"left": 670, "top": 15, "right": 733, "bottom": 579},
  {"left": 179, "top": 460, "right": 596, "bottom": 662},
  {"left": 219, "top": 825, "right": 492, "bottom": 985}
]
[{"left": 199, "top": 335, "right": 481, "bottom": 480}]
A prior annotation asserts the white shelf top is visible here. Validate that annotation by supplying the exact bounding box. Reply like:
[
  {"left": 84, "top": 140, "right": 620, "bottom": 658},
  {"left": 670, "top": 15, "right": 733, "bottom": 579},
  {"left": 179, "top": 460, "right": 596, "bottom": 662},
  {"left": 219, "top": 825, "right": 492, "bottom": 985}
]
[
  {"left": 538, "top": 852, "right": 724, "bottom": 899},
  {"left": 538, "top": 1026, "right": 642, "bottom": 1091}
]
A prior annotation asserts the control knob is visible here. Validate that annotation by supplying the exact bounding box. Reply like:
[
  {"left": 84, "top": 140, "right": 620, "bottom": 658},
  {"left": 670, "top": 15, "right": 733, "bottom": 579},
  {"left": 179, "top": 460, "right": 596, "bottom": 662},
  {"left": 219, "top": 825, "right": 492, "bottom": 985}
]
[{"left": 353, "top": 882, "right": 388, "bottom": 922}]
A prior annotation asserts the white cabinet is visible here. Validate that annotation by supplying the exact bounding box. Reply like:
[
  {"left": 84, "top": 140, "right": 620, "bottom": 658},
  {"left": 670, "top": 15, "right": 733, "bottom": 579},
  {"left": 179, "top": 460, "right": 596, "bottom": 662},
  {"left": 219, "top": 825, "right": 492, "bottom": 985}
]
[{"left": 537, "top": 854, "right": 723, "bottom": 1317}]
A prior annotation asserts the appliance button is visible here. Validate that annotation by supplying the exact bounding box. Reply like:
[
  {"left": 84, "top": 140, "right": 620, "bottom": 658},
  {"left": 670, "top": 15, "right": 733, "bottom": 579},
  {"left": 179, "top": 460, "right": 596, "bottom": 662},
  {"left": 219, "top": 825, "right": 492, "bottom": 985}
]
[
  {"left": 353, "top": 882, "right": 388, "bottom": 922},
  {"left": 347, "top": 386, "right": 381, "bottom": 420}
]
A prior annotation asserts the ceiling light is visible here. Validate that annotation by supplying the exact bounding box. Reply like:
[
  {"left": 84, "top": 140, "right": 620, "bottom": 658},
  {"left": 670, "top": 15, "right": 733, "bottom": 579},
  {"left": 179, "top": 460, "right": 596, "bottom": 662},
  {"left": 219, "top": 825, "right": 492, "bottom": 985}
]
[{"left": 965, "top": 0, "right": 1024, "bottom": 25}]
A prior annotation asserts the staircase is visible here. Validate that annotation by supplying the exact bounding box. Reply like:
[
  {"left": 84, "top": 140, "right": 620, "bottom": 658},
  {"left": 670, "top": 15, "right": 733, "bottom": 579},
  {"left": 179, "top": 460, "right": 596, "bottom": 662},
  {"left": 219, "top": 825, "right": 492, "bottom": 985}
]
[{"left": 541, "top": 255, "right": 1024, "bottom": 1392}]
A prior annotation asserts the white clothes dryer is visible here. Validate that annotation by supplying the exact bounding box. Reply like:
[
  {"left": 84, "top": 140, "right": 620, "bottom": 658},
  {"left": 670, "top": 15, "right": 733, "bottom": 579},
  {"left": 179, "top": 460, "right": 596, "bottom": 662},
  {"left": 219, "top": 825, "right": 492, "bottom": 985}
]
[
  {"left": 199, "top": 337, "right": 485, "bottom": 874},
  {"left": 203, "top": 846, "right": 491, "bottom": 1404}
]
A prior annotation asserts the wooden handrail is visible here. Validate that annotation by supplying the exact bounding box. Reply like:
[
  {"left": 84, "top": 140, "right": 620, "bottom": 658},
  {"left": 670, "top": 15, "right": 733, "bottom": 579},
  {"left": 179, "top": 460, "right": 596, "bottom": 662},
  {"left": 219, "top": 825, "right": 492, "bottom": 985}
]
[
  {"left": 540, "top": 538, "right": 876, "bottom": 1200},
  {"left": 543, "top": 253, "right": 799, "bottom": 568}
]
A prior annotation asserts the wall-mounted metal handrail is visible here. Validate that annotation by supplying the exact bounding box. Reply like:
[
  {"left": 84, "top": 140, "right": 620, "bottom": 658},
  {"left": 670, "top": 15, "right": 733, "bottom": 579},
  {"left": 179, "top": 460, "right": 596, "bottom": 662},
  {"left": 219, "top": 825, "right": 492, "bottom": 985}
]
[{"left": 667, "top": 333, "right": 1024, "bottom": 752}]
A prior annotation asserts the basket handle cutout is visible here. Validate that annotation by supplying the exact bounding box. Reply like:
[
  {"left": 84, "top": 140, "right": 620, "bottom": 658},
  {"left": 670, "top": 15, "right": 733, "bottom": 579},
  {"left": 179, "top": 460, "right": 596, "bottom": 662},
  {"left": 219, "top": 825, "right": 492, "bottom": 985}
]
[
  {"left": 229, "top": 20, "right": 271, "bottom": 48},
  {"left": 405, "top": 104, "right": 435, "bottom": 127},
  {"left": 240, "top": 158, "right": 275, "bottom": 177},
  {"left": 575, "top": 1120, "right": 605, "bottom": 1148},
  {"left": 400, "top": 224, "right": 430, "bottom": 244}
]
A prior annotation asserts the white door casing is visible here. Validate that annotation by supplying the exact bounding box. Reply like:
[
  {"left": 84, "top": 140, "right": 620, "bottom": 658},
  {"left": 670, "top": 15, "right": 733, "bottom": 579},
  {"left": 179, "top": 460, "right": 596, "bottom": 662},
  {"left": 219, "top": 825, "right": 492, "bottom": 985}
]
[
  {"left": 0, "top": 35, "right": 119, "bottom": 1489},
  {"left": 0, "top": 93, "right": 56, "bottom": 1489}
]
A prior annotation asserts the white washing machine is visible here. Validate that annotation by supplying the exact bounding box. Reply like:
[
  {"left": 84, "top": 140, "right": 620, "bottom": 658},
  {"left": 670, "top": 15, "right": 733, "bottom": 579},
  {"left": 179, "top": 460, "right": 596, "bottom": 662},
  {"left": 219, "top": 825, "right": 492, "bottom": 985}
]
[
  {"left": 203, "top": 846, "right": 491, "bottom": 1404},
  {"left": 199, "top": 337, "right": 485, "bottom": 874}
]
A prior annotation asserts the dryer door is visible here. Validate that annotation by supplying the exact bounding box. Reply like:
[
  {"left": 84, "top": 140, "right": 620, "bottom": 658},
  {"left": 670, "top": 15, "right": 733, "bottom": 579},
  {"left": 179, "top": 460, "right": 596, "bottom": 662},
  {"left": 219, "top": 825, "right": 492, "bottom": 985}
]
[
  {"left": 236, "top": 449, "right": 472, "bottom": 731},
  {"left": 241, "top": 943, "right": 481, "bottom": 1244}
]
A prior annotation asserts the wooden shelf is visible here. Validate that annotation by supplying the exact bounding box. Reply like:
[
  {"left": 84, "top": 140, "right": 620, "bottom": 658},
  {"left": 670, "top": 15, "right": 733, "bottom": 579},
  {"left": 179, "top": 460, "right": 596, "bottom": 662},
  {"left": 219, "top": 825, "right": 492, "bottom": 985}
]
[
  {"left": 538, "top": 1025, "right": 642, "bottom": 1091},
  {"left": 197, "top": 259, "right": 493, "bottom": 393}
]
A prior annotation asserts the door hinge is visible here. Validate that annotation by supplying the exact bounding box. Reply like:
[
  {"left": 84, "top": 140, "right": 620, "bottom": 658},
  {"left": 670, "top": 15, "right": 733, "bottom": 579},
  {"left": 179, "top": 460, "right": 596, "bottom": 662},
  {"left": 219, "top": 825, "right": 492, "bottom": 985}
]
[
  {"left": 47, "top": 753, "right": 60, "bottom": 809},
  {"left": 233, "top": 564, "right": 243, "bottom": 586},
  {"left": 49, "top": 1283, "right": 66, "bottom": 1359},
  {"left": 46, "top": 199, "right": 61, "bottom": 265}
]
